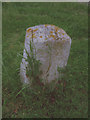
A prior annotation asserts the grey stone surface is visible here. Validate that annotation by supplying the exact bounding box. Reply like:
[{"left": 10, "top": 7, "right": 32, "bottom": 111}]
[{"left": 20, "top": 24, "right": 71, "bottom": 85}]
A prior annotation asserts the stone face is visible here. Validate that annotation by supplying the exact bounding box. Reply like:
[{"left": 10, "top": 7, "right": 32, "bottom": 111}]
[{"left": 20, "top": 24, "right": 71, "bottom": 85}]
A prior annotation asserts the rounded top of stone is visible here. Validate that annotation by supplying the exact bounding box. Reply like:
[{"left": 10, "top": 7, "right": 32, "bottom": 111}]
[{"left": 26, "top": 24, "right": 71, "bottom": 44}]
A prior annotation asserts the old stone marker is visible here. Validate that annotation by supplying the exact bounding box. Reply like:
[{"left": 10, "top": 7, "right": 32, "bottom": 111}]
[{"left": 20, "top": 24, "right": 71, "bottom": 85}]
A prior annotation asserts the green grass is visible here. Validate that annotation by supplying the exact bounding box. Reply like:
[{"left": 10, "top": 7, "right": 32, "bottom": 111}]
[{"left": 2, "top": 2, "right": 88, "bottom": 118}]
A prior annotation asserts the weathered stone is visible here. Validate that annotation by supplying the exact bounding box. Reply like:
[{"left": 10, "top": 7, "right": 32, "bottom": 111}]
[{"left": 20, "top": 24, "right": 71, "bottom": 85}]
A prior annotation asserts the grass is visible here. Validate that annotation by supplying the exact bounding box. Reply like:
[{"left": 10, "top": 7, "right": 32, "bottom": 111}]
[
  {"left": 25, "top": 33, "right": 42, "bottom": 86},
  {"left": 2, "top": 2, "right": 88, "bottom": 118}
]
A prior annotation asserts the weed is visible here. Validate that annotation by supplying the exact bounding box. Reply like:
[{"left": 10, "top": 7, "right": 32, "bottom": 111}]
[{"left": 25, "top": 30, "right": 42, "bottom": 88}]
